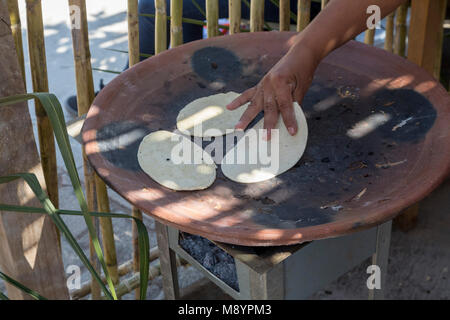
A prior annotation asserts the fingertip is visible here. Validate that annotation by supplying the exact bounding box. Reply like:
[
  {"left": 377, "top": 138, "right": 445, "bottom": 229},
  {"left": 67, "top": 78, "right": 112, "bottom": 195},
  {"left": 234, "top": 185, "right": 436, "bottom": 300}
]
[{"left": 288, "top": 126, "right": 297, "bottom": 136}]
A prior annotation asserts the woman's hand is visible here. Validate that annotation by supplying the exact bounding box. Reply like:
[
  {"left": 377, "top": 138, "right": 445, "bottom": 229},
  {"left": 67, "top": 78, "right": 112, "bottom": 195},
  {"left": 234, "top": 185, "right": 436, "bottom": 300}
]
[{"left": 226, "top": 42, "right": 319, "bottom": 140}]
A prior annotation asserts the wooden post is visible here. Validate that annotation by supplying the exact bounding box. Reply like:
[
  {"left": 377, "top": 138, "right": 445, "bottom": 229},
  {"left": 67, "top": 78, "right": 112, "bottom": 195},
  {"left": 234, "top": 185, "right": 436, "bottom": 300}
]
[
  {"left": 394, "top": 0, "right": 447, "bottom": 231},
  {"left": 25, "top": 0, "right": 59, "bottom": 216},
  {"left": 6, "top": 0, "right": 25, "bottom": 87},
  {"left": 394, "top": 2, "right": 408, "bottom": 57},
  {"left": 170, "top": 0, "right": 183, "bottom": 47},
  {"left": 127, "top": 0, "right": 144, "bottom": 299},
  {"left": 229, "top": 0, "right": 241, "bottom": 34},
  {"left": 206, "top": 0, "right": 219, "bottom": 38},
  {"left": 279, "top": 0, "right": 290, "bottom": 31},
  {"left": 155, "top": 0, "right": 167, "bottom": 53},
  {"left": 408, "top": 0, "right": 447, "bottom": 78},
  {"left": 0, "top": 1, "right": 68, "bottom": 299},
  {"left": 68, "top": 0, "right": 118, "bottom": 299},
  {"left": 297, "top": 0, "right": 311, "bottom": 32},
  {"left": 250, "top": 0, "right": 264, "bottom": 32},
  {"left": 384, "top": 12, "right": 395, "bottom": 53}
]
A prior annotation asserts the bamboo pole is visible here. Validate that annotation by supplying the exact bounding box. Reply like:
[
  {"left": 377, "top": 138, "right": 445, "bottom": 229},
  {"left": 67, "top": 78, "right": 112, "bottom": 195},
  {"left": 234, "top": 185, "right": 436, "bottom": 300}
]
[
  {"left": 433, "top": 0, "right": 447, "bottom": 80},
  {"left": 364, "top": 28, "right": 375, "bottom": 46},
  {"left": 128, "top": 0, "right": 140, "bottom": 66},
  {"left": 127, "top": 0, "right": 146, "bottom": 299},
  {"left": 95, "top": 175, "right": 119, "bottom": 285},
  {"left": 68, "top": 0, "right": 118, "bottom": 299},
  {"left": 394, "top": 2, "right": 408, "bottom": 57},
  {"left": 25, "top": 0, "right": 59, "bottom": 218},
  {"left": 206, "top": 0, "right": 219, "bottom": 38},
  {"left": 384, "top": 12, "right": 395, "bottom": 52},
  {"left": 228, "top": 0, "right": 241, "bottom": 34},
  {"left": 321, "top": 0, "right": 329, "bottom": 10},
  {"left": 155, "top": 0, "right": 167, "bottom": 53},
  {"left": 250, "top": 0, "right": 264, "bottom": 32},
  {"left": 279, "top": 0, "right": 290, "bottom": 31},
  {"left": 170, "top": 0, "right": 183, "bottom": 47},
  {"left": 7, "top": 0, "right": 25, "bottom": 87},
  {"left": 297, "top": 0, "right": 311, "bottom": 32}
]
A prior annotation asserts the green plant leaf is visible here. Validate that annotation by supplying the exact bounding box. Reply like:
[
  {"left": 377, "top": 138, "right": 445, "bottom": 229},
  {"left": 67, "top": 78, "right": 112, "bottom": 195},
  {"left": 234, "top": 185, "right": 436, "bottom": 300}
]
[
  {"left": 0, "top": 271, "right": 47, "bottom": 300},
  {"left": 0, "top": 93, "right": 150, "bottom": 300},
  {"left": 191, "top": 0, "right": 206, "bottom": 18},
  {"left": 0, "top": 291, "right": 9, "bottom": 300},
  {"left": 0, "top": 203, "right": 150, "bottom": 300}
]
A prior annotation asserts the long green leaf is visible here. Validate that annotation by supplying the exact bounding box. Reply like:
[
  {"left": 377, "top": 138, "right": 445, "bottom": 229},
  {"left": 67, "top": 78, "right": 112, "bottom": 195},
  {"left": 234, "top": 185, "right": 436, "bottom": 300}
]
[
  {"left": 0, "top": 291, "right": 9, "bottom": 300},
  {"left": 0, "top": 93, "right": 149, "bottom": 300},
  {"left": 0, "top": 271, "right": 47, "bottom": 300},
  {"left": 191, "top": 0, "right": 206, "bottom": 18},
  {"left": 0, "top": 203, "right": 150, "bottom": 300}
]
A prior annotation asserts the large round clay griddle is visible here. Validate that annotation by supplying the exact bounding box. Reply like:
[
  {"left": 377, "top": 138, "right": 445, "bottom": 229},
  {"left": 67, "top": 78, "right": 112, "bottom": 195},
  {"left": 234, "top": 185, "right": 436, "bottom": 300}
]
[{"left": 83, "top": 32, "right": 450, "bottom": 246}]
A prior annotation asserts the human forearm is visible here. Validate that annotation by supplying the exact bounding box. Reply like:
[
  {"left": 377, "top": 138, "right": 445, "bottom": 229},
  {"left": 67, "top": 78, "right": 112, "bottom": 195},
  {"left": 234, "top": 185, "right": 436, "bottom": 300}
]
[{"left": 290, "top": 0, "right": 407, "bottom": 62}]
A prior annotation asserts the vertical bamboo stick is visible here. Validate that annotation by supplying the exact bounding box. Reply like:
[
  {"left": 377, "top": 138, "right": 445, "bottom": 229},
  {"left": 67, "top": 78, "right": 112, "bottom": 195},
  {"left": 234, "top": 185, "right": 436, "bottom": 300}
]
[
  {"left": 250, "top": 0, "right": 264, "bottom": 32},
  {"left": 95, "top": 175, "right": 119, "bottom": 285},
  {"left": 433, "top": 0, "right": 447, "bottom": 80},
  {"left": 364, "top": 28, "right": 375, "bottom": 46},
  {"left": 229, "top": 0, "right": 241, "bottom": 34},
  {"left": 384, "top": 12, "right": 395, "bottom": 52},
  {"left": 321, "top": 0, "right": 329, "bottom": 10},
  {"left": 155, "top": 0, "right": 167, "bottom": 53},
  {"left": 7, "top": 0, "right": 25, "bottom": 87},
  {"left": 127, "top": 0, "right": 144, "bottom": 299},
  {"left": 206, "top": 0, "right": 219, "bottom": 38},
  {"left": 297, "top": 0, "right": 311, "bottom": 32},
  {"left": 25, "top": 0, "right": 59, "bottom": 240},
  {"left": 170, "top": 0, "right": 183, "bottom": 47},
  {"left": 394, "top": 2, "right": 408, "bottom": 57},
  {"left": 128, "top": 0, "right": 140, "bottom": 66},
  {"left": 279, "top": 0, "right": 290, "bottom": 31},
  {"left": 68, "top": 0, "right": 118, "bottom": 299}
]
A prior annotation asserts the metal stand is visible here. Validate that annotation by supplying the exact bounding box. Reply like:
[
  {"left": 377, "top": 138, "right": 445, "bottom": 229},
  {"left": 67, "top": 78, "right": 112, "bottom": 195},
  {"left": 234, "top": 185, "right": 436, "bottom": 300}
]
[{"left": 157, "top": 221, "right": 392, "bottom": 300}]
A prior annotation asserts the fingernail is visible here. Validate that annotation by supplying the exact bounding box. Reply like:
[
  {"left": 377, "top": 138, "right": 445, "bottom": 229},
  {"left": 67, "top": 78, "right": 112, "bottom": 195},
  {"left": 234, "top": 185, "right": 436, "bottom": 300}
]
[
  {"left": 288, "top": 127, "right": 296, "bottom": 135},
  {"left": 263, "top": 130, "right": 271, "bottom": 141}
]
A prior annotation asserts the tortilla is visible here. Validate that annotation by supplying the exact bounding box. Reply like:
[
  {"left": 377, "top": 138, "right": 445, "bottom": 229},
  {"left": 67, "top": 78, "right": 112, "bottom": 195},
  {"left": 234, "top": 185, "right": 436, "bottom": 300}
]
[
  {"left": 221, "top": 103, "right": 308, "bottom": 184},
  {"left": 176, "top": 92, "right": 248, "bottom": 137},
  {"left": 138, "top": 131, "right": 216, "bottom": 191}
]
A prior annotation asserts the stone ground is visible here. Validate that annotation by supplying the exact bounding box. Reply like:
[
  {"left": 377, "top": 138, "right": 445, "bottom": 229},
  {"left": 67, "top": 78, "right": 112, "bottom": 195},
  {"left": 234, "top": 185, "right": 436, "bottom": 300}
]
[{"left": 1, "top": 1, "right": 448, "bottom": 300}]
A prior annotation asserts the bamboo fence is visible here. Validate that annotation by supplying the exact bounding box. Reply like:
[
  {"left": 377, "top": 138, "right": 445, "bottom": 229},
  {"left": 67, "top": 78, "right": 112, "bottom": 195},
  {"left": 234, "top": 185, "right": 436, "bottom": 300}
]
[
  {"left": 229, "top": 0, "right": 241, "bottom": 34},
  {"left": 297, "top": 0, "right": 311, "bottom": 32},
  {"left": 250, "top": 0, "right": 264, "bottom": 32},
  {"left": 394, "top": 2, "right": 408, "bottom": 57},
  {"left": 170, "top": 0, "right": 183, "bottom": 46},
  {"left": 67, "top": 0, "right": 118, "bottom": 299},
  {"left": 279, "top": 0, "right": 290, "bottom": 31},
  {"left": 206, "top": 0, "right": 219, "bottom": 37},
  {"left": 384, "top": 12, "right": 395, "bottom": 52},
  {"left": 25, "top": 0, "right": 59, "bottom": 218},
  {"left": 127, "top": 0, "right": 144, "bottom": 299}
]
